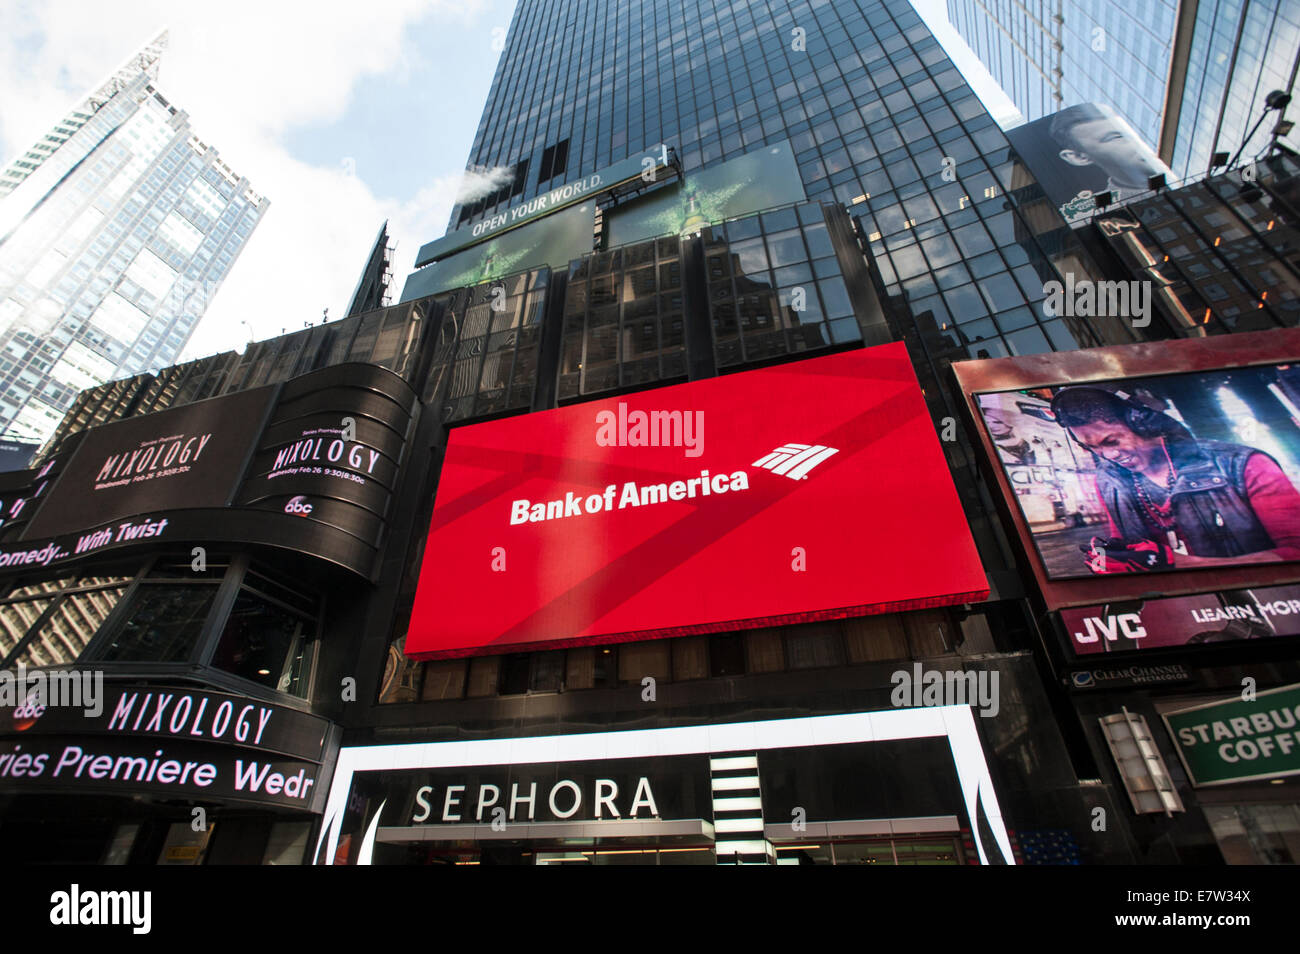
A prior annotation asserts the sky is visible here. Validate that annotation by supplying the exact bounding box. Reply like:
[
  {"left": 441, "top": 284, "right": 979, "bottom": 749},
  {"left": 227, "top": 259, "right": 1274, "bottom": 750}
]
[{"left": 0, "top": 0, "right": 1017, "bottom": 365}]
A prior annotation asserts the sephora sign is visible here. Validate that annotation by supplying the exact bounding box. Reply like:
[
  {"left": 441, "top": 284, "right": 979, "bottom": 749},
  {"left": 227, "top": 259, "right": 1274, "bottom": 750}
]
[{"left": 407, "top": 343, "right": 987, "bottom": 658}]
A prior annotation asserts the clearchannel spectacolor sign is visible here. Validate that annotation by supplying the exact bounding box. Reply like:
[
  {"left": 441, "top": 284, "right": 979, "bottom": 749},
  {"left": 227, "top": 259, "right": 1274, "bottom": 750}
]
[{"left": 407, "top": 343, "right": 988, "bottom": 658}]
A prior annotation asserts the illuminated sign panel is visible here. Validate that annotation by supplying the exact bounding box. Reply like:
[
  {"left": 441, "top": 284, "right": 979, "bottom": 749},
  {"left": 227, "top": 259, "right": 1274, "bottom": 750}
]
[
  {"left": 974, "top": 362, "right": 1300, "bottom": 581},
  {"left": 400, "top": 201, "right": 594, "bottom": 302},
  {"left": 953, "top": 329, "right": 1300, "bottom": 613},
  {"left": 407, "top": 343, "right": 987, "bottom": 658},
  {"left": 314, "top": 709, "right": 1015, "bottom": 865},
  {"left": 0, "top": 684, "right": 334, "bottom": 810},
  {"left": 3, "top": 364, "right": 416, "bottom": 579},
  {"left": 604, "top": 140, "right": 805, "bottom": 247},
  {"left": 1163, "top": 683, "right": 1300, "bottom": 786},
  {"left": 1061, "top": 583, "right": 1300, "bottom": 656},
  {"left": 414, "top": 144, "right": 671, "bottom": 267},
  {"left": 1004, "top": 103, "right": 1171, "bottom": 223},
  {"left": 24, "top": 386, "right": 274, "bottom": 540}
]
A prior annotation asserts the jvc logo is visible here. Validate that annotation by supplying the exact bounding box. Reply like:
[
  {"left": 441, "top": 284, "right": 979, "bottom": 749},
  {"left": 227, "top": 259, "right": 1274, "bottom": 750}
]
[
  {"left": 284, "top": 496, "right": 313, "bottom": 516},
  {"left": 1072, "top": 613, "right": 1146, "bottom": 645}
]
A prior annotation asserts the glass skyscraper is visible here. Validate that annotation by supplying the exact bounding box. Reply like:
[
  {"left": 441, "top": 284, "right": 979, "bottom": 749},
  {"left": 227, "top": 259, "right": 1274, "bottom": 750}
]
[
  {"left": 0, "top": 33, "right": 267, "bottom": 442},
  {"left": 947, "top": 0, "right": 1300, "bottom": 182},
  {"left": 383, "top": 0, "right": 1146, "bottom": 863},
  {"left": 425, "top": 0, "right": 1135, "bottom": 416}
]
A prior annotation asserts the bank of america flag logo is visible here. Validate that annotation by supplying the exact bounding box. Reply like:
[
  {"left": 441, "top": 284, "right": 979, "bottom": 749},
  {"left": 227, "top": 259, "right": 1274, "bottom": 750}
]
[{"left": 752, "top": 443, "right": 839, "bottom": 480}]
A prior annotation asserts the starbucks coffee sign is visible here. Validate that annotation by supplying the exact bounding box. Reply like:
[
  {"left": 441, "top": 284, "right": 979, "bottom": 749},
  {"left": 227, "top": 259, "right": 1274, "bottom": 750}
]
[{"left": 1162, "top": 683, "right": 1300, "bottom": 786}]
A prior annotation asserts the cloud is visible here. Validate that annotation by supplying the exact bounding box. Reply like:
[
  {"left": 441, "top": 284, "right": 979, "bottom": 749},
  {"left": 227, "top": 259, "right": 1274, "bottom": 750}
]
[
  {"left": 0, "top": 0, "right": 492, "bottom": 364},
  {"left": 0, "top": 1, "right": 481, "bottom": 156},
  {"left": 454, "top": 164, "right": 515, "bottom": 204}
]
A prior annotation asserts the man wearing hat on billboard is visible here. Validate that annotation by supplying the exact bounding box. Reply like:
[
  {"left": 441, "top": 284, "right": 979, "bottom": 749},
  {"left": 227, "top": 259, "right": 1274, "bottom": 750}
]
[{"left": 1049, "top": 386, "right": 1300, "bottom": 573}]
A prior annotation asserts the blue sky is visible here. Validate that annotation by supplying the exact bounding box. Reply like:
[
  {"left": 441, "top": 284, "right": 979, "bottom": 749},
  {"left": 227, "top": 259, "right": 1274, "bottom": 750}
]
[
  {"left": 281, "top": 0, "right": 517, "bottom": 205},
  {"left": 0, "top": 0, "right": 1014, "bottom": 362}
]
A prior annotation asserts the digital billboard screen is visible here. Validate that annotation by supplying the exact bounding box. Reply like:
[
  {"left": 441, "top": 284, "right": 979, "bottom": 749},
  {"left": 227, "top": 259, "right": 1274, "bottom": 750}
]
[
  {"left": 974, "top": 362, "right": 1300, "bottom": 581},
  {"left": 0, "top": 441, "right": 39, "bottom": 474},
  {"left": 400, "top": 201, "right": 595, "bottom": 302},
  {"left": 1004, "top": 103, "right": 1171, "bottom": 223},
  {"left": 1060, "top": 583, "right": 1300, "bottom": 656},
  {"left": 0, "top": 365, "right": 415, "bottom": 579},
  {"left": 406, "top": 343, "right": 988, "bottom": 658},
  {"left": 23, "top": 386, "right": 275, "bottom": 540},
  {"left": 604, "top": 140, "right": 806, "bottom": 248}
]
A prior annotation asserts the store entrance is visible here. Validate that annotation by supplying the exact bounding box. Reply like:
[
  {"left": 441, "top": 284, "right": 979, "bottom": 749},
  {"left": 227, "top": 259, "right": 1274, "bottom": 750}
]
[
  {"left": 371, "top": 832, "right": 966, "bottom": 865},
  {"left": 372, "top": 834, "right": 717, "bottom": 866},
  {"left": 771, "top": 835, "right": 967, "bottom": 865},
  {"left": 0, "top": 794, "right": 315, "bottom": 864}
]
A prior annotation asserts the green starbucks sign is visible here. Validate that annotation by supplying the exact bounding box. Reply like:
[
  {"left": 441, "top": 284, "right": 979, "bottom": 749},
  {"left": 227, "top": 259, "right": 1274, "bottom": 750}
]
[{"left": 1163, "top": 683, "right": 1300, "bottom": 786}]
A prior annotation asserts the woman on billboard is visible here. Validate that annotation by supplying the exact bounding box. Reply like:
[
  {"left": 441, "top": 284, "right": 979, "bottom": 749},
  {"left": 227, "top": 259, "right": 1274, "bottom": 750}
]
[{"left": 1049, "top": 386, "right": 1300, "bottom": 572}]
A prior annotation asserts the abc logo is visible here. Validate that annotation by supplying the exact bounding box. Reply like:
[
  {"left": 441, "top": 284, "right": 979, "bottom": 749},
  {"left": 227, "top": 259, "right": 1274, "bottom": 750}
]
[
  {"left": 12, "top": 698, "right": 45, "bottom": 731},
  {"left": 284, "top": 496, "right": 314, "bottom": 516}
]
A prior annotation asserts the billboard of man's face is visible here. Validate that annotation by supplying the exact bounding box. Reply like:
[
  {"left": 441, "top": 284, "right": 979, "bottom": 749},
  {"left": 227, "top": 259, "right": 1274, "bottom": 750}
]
[
  {"left": 1055, "top": 115, "right": 1169, "bottom": 192},
  {"left": 1005, "top": 103, "right": 1172, "bottom": 221},
  {"left": 976, "top": 364, "right": 1300, "bottom": 580}
]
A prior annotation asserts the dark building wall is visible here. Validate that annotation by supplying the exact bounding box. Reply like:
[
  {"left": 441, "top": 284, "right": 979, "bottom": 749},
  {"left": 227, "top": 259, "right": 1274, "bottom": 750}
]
[{"left": 1082, "top": 154, "right": 1300, "bottom": 335}]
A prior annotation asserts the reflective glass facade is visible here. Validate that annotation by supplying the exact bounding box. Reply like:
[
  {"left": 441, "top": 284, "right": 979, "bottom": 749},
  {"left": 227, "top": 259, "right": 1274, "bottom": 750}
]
[
  {"left": 948, "top": 0, "right": 1177, "bottom": 148},
  {"left": 948, "top": 0, "right": 1299, "bottom": 182},
  {"left": 1170, "top": 0, "right": 1300, "bottom": 181},
  {"left": 0, "top": 60, "right": 266, "bottom": 442},
  {"left": 426, "top": 0, "right": 1134, "bottom": 403},
  {"left": 1089, "top": 153, "right": 1300, "bottom": 333}
]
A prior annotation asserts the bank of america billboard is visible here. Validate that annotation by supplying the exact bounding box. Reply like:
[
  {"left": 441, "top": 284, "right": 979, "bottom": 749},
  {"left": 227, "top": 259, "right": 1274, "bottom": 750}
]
[{"left": 406, "top": 343, "right": 988, "bottom": 658}]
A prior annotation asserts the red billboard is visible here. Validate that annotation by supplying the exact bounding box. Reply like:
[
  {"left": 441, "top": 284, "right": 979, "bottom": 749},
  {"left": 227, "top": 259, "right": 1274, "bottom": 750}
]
[{"left": 406, "top": 343, "right": 987, "bottom": 658}]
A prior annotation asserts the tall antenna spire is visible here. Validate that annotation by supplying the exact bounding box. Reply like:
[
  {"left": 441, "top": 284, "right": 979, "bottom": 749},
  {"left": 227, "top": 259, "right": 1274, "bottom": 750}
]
[{"left": 85, "top": 28, "right": 169, "bottom": 112}]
